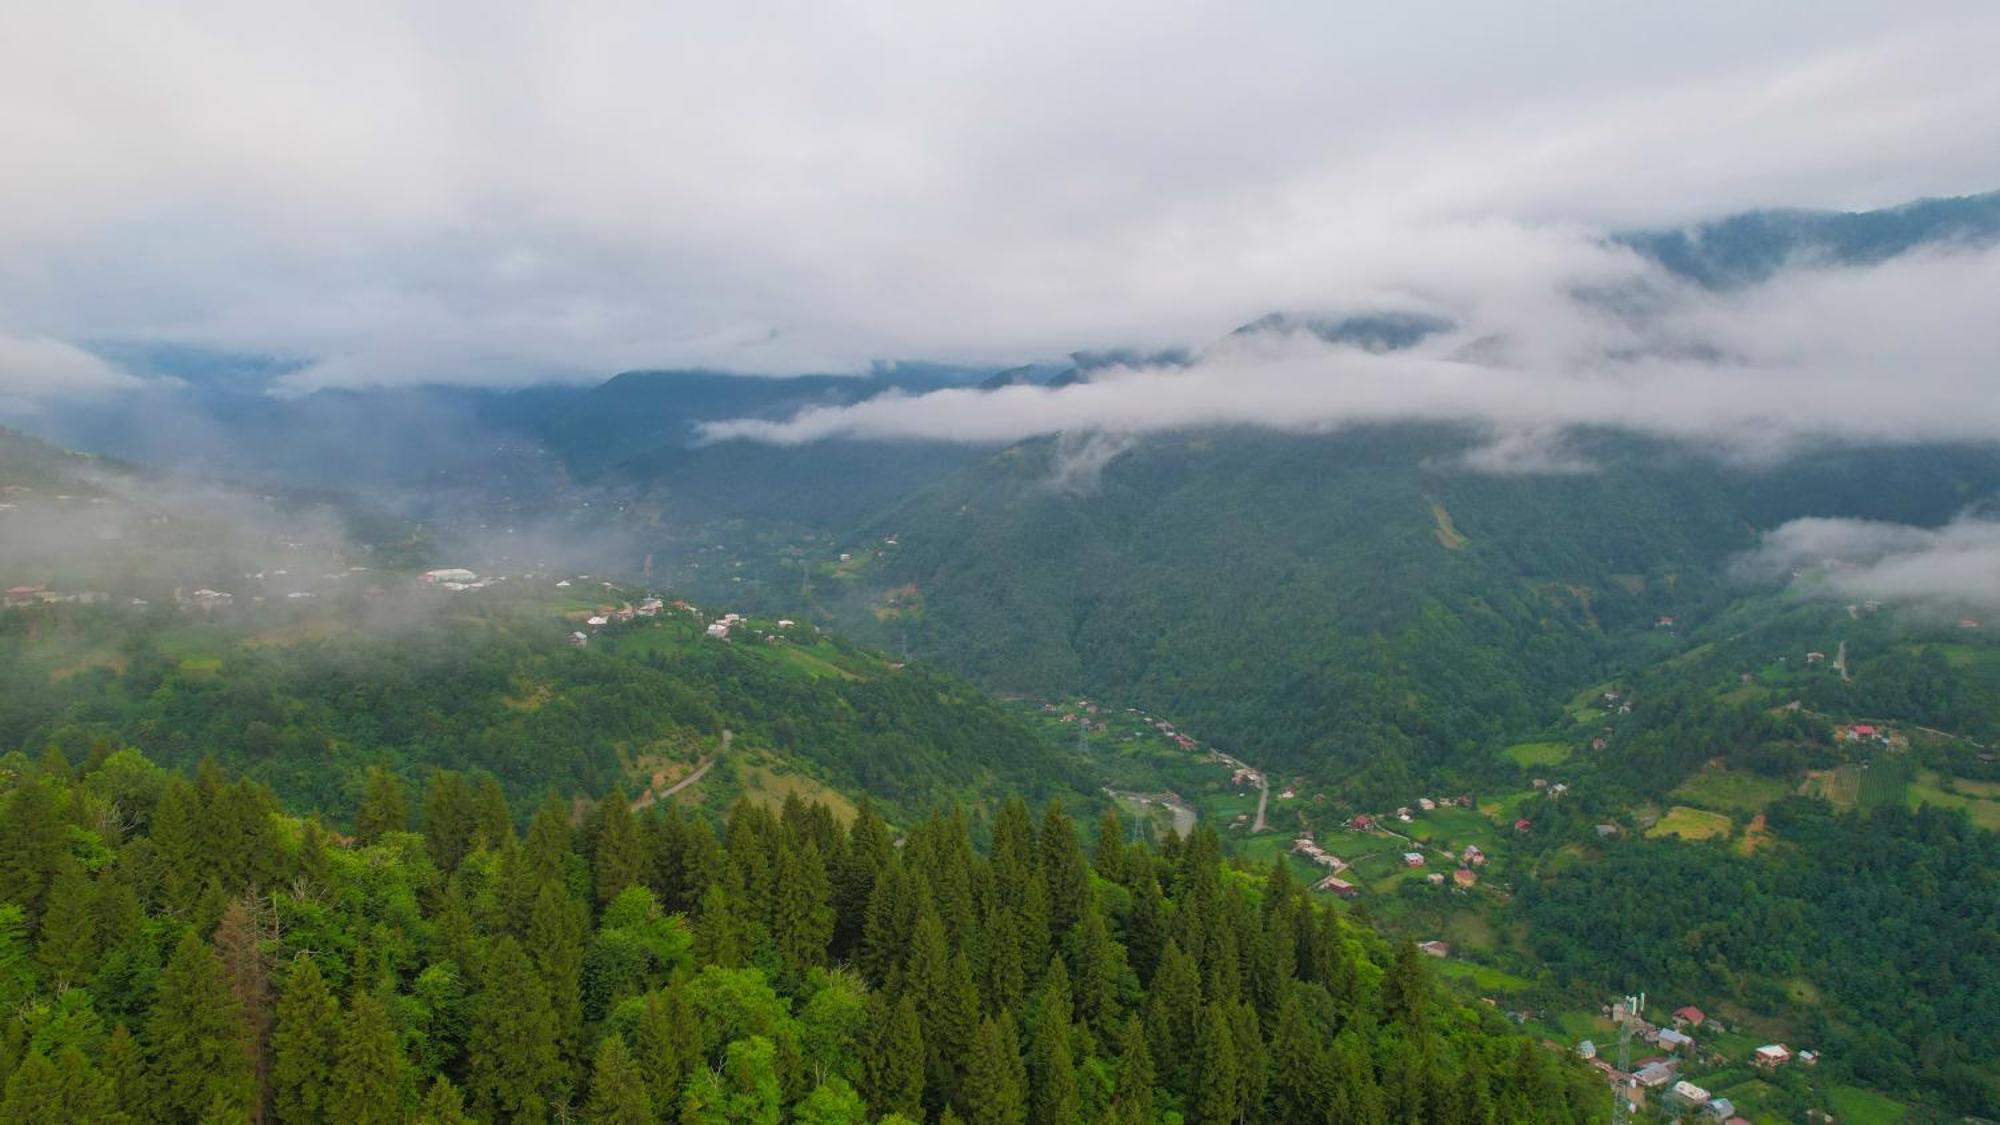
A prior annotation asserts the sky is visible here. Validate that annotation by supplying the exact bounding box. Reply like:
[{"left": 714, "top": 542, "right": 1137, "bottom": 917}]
[{"left": 4, "top": 0, "right": 2000, "bottom": 401}]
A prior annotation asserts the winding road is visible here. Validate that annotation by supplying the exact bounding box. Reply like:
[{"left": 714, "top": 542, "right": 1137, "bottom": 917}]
[{"left": 631, "top": 729, "right": 731, "bottom": 811}]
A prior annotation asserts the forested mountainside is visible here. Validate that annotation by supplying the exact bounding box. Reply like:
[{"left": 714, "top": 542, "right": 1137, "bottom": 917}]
[
  {"left": 0, "top": 749, "right": 1607, "bottom": 1123},
  {"left": 815, "top": 426, "right": 2000, "bottom": 803},
  {"left": 0, "top": 601, "right": 1082, "bottom": 825}
]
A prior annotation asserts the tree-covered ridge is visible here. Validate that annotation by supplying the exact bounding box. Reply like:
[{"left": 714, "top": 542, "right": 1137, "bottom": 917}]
[
  {"left": 0, "top": 749, "right": 1604, "bottom": 1123},
  {"left": 818, "top": 425, "right": 2000, "bottom": 805},
  {"left": 1, "top": 605, "right": 1085, "bottom": 823}
]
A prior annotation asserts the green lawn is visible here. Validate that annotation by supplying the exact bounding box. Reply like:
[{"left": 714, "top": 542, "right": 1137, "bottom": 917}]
[
  {"left": 1671, "top": 767, "right": 1792, "bottom": 814},
  {"left": 1907, "top": 770, "right": 2000, "bottom": 830},
  {"left": 1502, "top": 741, "right": 1571, "bottom": 767},
  {"left": 1430, "top": 958, "right": 1530, "bottom": 992},
  {"left": 1646, "top": 806, "right": 1733, "bottom": 841},
  {"left": 1826, "top": 1084, "right": 1907, "bottom": 1125}
]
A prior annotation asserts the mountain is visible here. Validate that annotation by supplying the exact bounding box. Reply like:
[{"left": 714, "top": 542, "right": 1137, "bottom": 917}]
[
  {"left": 804, "top": 426, "right": 2000, "bottom": 800},
  {"left": 1618, "top": 188, "right": 2000, "bottom": 288}
]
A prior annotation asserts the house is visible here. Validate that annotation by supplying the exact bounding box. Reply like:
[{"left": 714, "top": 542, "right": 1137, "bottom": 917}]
[
  {"left": 1418, "top": 797, "right": 1436, "bottom": 811},
  {"left": 567, "top": 631, "right": 589, "bottom": 648},
  {"left": 585, "top": 615, "right": 609, "bottom": 628},
  {"left": 1316, "top": 876, "right": 1358, "bottom": 897},
  {"left": 1453, "top": 867, "right": 1476, "bottom": 888},
  {"left": 1350, "top": 815, "right": 1376, "bottom": 830},
  {"left": 1656, "top": 616, "right": 1675, "bottom": 628},
  {"left": 1656, "top": 1028, "right": 1691, "bottom": 1051},
  {"left": 1514, "top": 818, "right": 1533, "bottom": 832},
  {"left": 1806, "top": 651, "right": 1825, "bottom": 664},
  {"left": 1703, "top": 1098, "right": 1736, "bottom": 1120},
  {"left": 1797, "top": 1050, "right": 1818, "bottom": 1066},
  {"left": 555, "top": 579, "right": 572, "bottom": 588},
  {"left": 1461, "top": 845, "right": 1485, "bottom": 865},
  {"left": 1849, "top": 724, "right": 1878, "bottom": 740},
  {"left": 1417, "top": 940, "right": 1450, "bottom": 958},
  {"left": 1595, "top": 823, "right": 1620, "bottom": 838},
  {"left": 3, "top": 585, "right": 42, "bottom": 607},
  {"left": 1752, "top": 1044, "right": 1791, "bottom": 1067},
  {"left": 776, "top": 618, "right": 795, "bottom": 628},
  {"left": 1278, "top": 788, "right": 1295, "bottom": 800},
  {"left": 1576, "top": 1040, "right": 1596, "bottom": 1060},
  {"left": 704, "top": 621, "right": 729, "bottom": 638},
  {"left": 1669, "top": 1080, "right": 1711, "bottom": 1106},
  {"left": 1403, "top": 852, "right": 1425, "bottom": 867},
  {"left": 1672, "top": 1006, "right": 1704, "bottom": 1028},
  {"left": 1960, "top": 617, "right": 1981, "bottom": 629},
  {"left": 1591, "top": 737, "right": 1608, "bottom": 750},
  {"left": 422, "top": 568, "right": 478, "bottom": 584},
  {"left": 1426, "top": 872, "right": 1446, "bottom": 886},
  {"left": 1532, "top": 778, "right": 1548, "bottom": 789},
  {"left": 1632, "top": 1062, "right": 1675, "bottom": 1088}
]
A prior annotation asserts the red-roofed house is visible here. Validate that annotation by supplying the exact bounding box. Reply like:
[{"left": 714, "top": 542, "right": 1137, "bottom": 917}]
[
  {"left": 1514, "top": 818, "right": 1533, "bottom": 832},
  {"left": 1672, "top": 1006, "right": 1704, "bottom": 1028}
]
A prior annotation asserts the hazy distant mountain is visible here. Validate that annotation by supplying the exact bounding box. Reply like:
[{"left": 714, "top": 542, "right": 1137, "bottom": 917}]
[{"left": 1618, "top": 189, "right": 2000, "bottom": 288}]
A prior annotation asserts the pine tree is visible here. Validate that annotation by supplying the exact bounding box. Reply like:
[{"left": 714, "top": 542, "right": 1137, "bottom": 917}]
[
  {"left": 1143, "top": 939, "right": 1200, "bottom": 1095},
  {"left": 1108, "top": 1016, "right": 1155, "bottom": 1125},
  {"left": 273, "top": 954, "right": 340, "bottom": 1124},
  {"left": 860, "top": 991, "right": 925, "bottom": 1118},
  {"left": 527, "top": 880, "right": 588, "bottom": 1073},
  {"left": 634, "top": 986, "right": 699, "bottom": 1117},
  {"left": 1037, "top": 802, "right": 1091, "bottom": 943},
  {"left": 353, "top": 765, "right": 408, "bottom": 845},
  {"left": 422, "top": 770, "right": 477, "bottom": 872},
  {"left": 415, "top": 1076, "right": 473, "bottom": 1125},
  {"left": 466, "top": 936, "right": 565, "bottom": 1121},
  {"left": 146, "top": 927, "right": 254, "bottom": 1122},
  {"left": 1125, "top": 872, "right": 1165, "bottom": 984},
  {"left": 101, "top": 1021, "right": 149, "bottom": 1117},
  {"left": 471, "top": 773, "right": 512, "bottom": 851},
  {"left": 770, "top": 838, "right": 834, "bottom": 978},
  {"left": 592, "top": 787, "right": 646, "bottom": 907},
  {"left": 1192, "top": 1002, "right": 1239, "bottom": 1125},
  {"left": 1065, "top": 903, "right": 1121, "bottom": 1038},
  {"left": 1093, "top": 807, "right": 1126, "bottom": 883},
  {"left": 1028, "top": 960, "right": 1079, "bottom": 1125},
  {"left": 1267, "top": 996, "right": 1333, "bottom": 1123},
  {"left": 962, "top": 1014, "right": 1027, "bottom": 1125},
  {"left": 34, "top": 857, "right": 97, "bottom": 984},
  {"left": 585, "top": 1033, "right": 654, "bottom": 1124},
  {"left": 329, "top": 990, "right": 406, "bottom": 1125},
  {"left": 1380, "top": 941, "right": 1429, "bottom": 1032},
  {"left": 832, "top": 798, "right": 890, "bottom": 958},
  {"left": 908, "top": 904, "right": 978, "bottom": 1114},
  {"left": 0, "top": 778, "right": 66, "bottom": 923},
  {"left": 1, "top": 1047, "right": 125, "bottom": 1122}
]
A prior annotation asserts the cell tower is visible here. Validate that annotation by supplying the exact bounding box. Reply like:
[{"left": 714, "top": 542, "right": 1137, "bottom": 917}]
[{"left": 1611, "top": 993, "right": 1641, "bottom": 1125}]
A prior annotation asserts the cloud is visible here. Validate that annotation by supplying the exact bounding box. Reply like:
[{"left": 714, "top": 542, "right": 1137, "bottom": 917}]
[
  {"left": 0, "top": 333, "right": 151, "bottom": 406},
  {"left": 1736, "top": 514, "right": 2000, "bottom": 610},
  {"left": 699, "top": 238, "right": 2000, "bottom": 461},
  {"left": 2, "top": 3, "right": 2000, "bottom": 389}
]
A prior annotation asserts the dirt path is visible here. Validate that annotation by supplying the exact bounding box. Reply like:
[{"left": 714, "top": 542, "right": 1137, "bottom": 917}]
[{"left": 631, "top": 729, "right": 731, "bottom": 811}]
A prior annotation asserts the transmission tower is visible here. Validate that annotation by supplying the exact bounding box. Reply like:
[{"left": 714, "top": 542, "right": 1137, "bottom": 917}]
[{"left": 1611, "top": 993, "right": 1640, "bottom": 1125}]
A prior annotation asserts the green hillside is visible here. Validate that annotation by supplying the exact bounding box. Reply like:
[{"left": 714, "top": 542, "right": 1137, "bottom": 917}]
[{"left": 815, "top": 426, "right": 2000, "bottom": 804}]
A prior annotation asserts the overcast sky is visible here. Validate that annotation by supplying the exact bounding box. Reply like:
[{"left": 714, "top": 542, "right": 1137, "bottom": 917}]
[{"left": 3, "top": 1, "right": 1999, "bottom": 399}]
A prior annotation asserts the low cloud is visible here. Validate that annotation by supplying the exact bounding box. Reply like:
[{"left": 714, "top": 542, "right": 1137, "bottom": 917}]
[
  {"left": 1737, "top": 514, "right": 2000, "bottom": 610},
  {"left": 0, "top": 334, "right": 152, "bottom": 408},
  {"left": 699, "top": 240, "right": 2000, "bottom": 466}
]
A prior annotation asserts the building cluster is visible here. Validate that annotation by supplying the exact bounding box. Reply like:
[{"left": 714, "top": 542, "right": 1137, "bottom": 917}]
[{"left": 1582, "top": 1000, "right": 1812, "bottom": 1123}]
